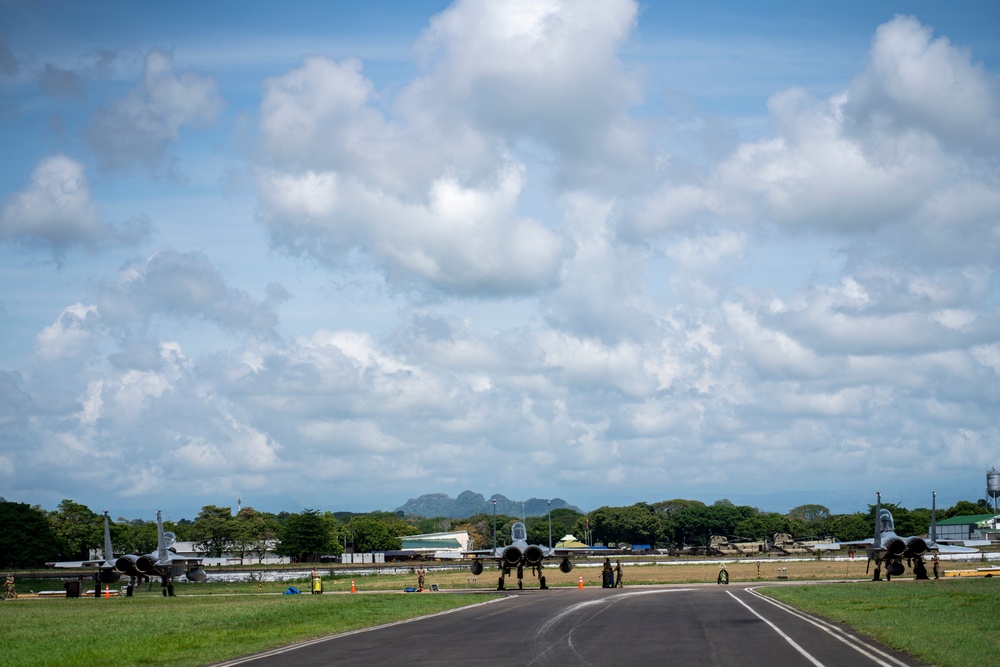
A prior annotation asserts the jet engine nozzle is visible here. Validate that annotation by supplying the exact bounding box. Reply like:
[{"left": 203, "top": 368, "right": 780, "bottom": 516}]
[
  {"left": 136, "top": 555, "right": 158, "bottom": 574},
  {"left": 470, "top": 560, "right": 484, "bottom": 576},
  {"left": 883, "top": 537, "right": 906, "bottom": 556},
  {"left": 502, "top": 545, "right": 523, "bottom": 567},
  {"left": 185, "top": 568, "right": 207, "bottom": 583},
  {"left": 904, "top": 537, "right": 928, "bottom": 557},
  {"left": 559, "top": 558, "right": 573, "bottom": 574},
  {"left": 98, "top": 569, "right": 121, "bottom": 584},
  {"left": 524, "top": 545, "right": 545, "bottom": 567},
  {"left": 115, "top": 555, "right": 142, "bottom": 577}
]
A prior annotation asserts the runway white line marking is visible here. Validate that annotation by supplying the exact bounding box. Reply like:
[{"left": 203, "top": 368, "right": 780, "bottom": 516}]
[
  {"left": 744, "top": 588, "right": 909, "bottom": 667},
  {"left": 209, "top": 596, "right": 511, "bottom": 666},
  {"left": 726, "top": 591, "right": 827, "bottom": 667}
]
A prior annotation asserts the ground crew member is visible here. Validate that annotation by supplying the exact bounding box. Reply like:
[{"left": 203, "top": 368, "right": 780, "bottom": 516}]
[
  {"left": 614, "top": 560, "right": 623, "bottom": 588},
  {"left": 602, "top": 558, "right": 612, "bottom": 588},
  {"left": 717, "top": 564, "right": 729, "bottom": 585},
  {"left": 417, "top": 565, "right": 426, "bottom": 591},
  {"left": 932, "top": 554, "right": 940, "bottom": 579},
  {"left": 311, "top": 568, "right": 322, "bottom": 594},
  {"left": 4, "top": 574, "right": 15, "bottom": 599}
]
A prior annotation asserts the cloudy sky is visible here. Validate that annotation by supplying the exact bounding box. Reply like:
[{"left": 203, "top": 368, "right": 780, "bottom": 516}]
[{"left": 2, "top": 0, "right": 999, "bottom": 520}]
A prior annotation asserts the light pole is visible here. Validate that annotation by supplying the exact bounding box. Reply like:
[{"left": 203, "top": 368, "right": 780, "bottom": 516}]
[{"left": 492, "top": 499, "right": 497, "bottom": 553}]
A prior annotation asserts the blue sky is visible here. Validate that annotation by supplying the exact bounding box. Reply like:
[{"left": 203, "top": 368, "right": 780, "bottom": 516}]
[{"left": 2, "top": 0, "right": 999, "bottom": 521}]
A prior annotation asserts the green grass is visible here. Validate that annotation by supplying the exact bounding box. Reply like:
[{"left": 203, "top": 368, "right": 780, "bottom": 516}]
[
  {"left": 762, "top": 579, "right": 1000, "bottom": 667},
  {"left": 0, "top": 592, "right": 499, "bottom": 667}
]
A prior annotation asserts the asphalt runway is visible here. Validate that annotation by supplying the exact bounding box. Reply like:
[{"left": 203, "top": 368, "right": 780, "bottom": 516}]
[{"left": 212, "top": 584, "right": 920, "bottom": 667}]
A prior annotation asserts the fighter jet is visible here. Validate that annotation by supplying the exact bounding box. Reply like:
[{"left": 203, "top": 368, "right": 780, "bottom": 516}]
[
  {"left": 817, "top": 492, "right": 977, "bottom": 580},
  {"left": 46, "top": 510, "right": 121, "bottom": 593},
  {"left": 465, "top": 521, "right": 575, "bottom": 590},
  {"left": 114, "top": 510, "right": 208, "bottom": 596}
]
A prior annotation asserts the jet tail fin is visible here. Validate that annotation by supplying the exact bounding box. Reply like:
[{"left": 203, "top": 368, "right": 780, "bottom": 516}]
[
  {"left": 102, "top": 510, "right": 114, "bottom": 563},
  {"left": 931, "top": 491, "right": 937, "bottom": 543},
  {"left": 156, "top": 510, "right": 168, "bottom": 560},
  {"left": 873, "top": 492, "right": 882, "bottom": 550}
]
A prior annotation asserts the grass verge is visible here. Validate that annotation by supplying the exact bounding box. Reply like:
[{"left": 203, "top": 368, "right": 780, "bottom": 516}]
[
  {"left": 762, "top": 578, "right": 1000, "bottom": 667},
  {"left": 0, "top": 593, "right": 499, "bottom": 667}
]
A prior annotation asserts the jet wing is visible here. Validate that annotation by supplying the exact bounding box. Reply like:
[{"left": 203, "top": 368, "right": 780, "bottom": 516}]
[
  {"left": 462, "top": 548, "right": 502, "bottom": 558},
  {"left": 46, "top": 559, "right": 111, "bottom": 568},
  {"left": 155, "top": 553, "right": 204, "bottom": 566},
  {"left": 809, "top": 539, "right": 873, "bottom": 551}
]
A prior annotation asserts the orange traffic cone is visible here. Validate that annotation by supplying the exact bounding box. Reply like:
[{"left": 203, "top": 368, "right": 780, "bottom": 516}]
[
  {"left": 104, "top": 585, "right": 110, "bottom": 598},
  {"left": 350, "top": 579, "right": 356, "bottom": 593},
  {"left": 578, "top": 575, "right": 584, "bottom": 590}
]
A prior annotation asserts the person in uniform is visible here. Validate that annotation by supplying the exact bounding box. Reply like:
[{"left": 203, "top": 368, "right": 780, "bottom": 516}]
[
  {"left": 602, "top": 558, "right": 612, "bottom": 588},
  {"left": 4, "top": 574, "right": 15, "bottom": 599},
  {"left": 614, "top": 560, "right": 623, "bottom": 588},
  {"left": 417, "top": 565, "right": 426, "bottom": 591},
  {"left": 932, "top": 553, "right": 940, "bottom": 579}
]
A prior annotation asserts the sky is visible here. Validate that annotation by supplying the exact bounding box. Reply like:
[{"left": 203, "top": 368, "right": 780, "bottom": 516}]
[{"left": 1, "top": 0, "right": 999, "bottom": 521}]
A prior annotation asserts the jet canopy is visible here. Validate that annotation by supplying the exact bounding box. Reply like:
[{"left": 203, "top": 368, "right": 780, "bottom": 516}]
[{"left": 511, "top": 522, "right": 527, "bottom": 542}]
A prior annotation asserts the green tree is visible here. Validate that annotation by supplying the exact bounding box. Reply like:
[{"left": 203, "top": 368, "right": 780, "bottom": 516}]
[
  {"left": 670, "top": 503, "right": 757, "bottom": 546},
  {"left": 786, "top": 504, "right": 830, "bottom": 523},
  {"left": 945, "top": 500, "right": 989, "bottom": 518},
  {"left": 350, "top": 515, "right": 402, "bottom": 552},
  {"left": 231, "top": 507, "right": 268, "bottom": 563},
  {"left": 651, "top": 499, "right": 706, "bottom": 548},
  {"left": 48, "top": 499, "right": 100, "bottom": 560},
  {"left": 734, "top": 512, "right": 788, "bottom": 540},
  {"left": 821, "top": 513, "right": 870, "bottom": 542},
  {"left": 588, "top": 504, "right": 660, "bottom": 547},
  {"left": 651, "top": 499, "right": 706, "bottom": 514},
  {"left": 113, "top": 518, "right": 158, "bottom": 555},
  {"left": 275, "top": 509, "right": 332, "bottom": 562},
  {"left": 189, "top": 505, "right": 234, "bottom": 557},
  {"left": 526, "top": 507, "right": 585, "bottom": 546},
  {"left": 363, "top": 511, "right": 419, "bottom": 541},
  {"left": 0, "top": 501, "right": 62, "bottom": 567}
]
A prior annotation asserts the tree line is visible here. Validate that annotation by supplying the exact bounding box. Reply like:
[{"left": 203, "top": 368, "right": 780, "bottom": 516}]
[{"left": 0, "top": 495, "right": 991, "bottom": 568}]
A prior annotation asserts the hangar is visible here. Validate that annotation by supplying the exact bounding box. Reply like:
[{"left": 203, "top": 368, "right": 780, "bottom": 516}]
[{"left": 932, "top": 514, "right": 1000, "bottom": 545}]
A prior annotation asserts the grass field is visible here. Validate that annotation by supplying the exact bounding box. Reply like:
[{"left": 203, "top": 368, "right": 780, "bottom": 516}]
[
  {"left": 0, "top": 592, "right": 500, "bottom": 667},
  {"left": 762, "top": 579, "right": 1000, "bottom": 667}
]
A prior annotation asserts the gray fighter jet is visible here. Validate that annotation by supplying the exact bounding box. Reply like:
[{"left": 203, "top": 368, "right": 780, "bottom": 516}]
[
  {"left": 114, "top": 510, "right": 208, "bottom": 595},
  {"left": 465, "top": 521, "right": 575, "bottom": 590},
  {"left": 817, "top": 492, "right": 977, "bottom": 580}
]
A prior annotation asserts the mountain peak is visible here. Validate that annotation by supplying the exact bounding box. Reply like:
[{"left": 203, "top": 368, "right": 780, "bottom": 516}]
[{"left": 396, "top": 491, "right": 579, "bottom": 518}]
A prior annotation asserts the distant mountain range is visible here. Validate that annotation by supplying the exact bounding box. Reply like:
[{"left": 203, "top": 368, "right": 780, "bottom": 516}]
[{"left": 395, "top": 491, "right": 580, "bottom": 519}]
